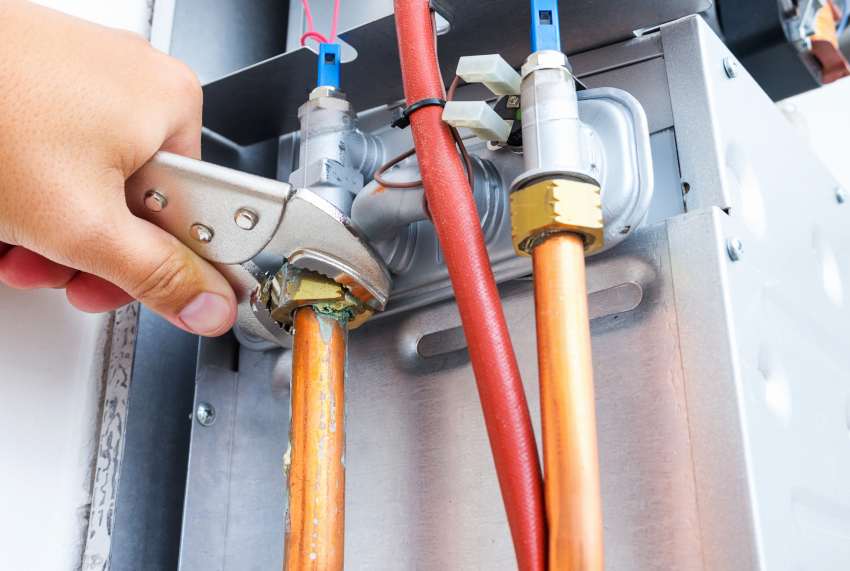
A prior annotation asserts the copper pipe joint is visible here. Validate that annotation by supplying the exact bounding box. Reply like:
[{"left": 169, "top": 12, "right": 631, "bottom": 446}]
[
  {"left": 284, "top": 307, "right": 348, "bottom": 571},
  {"left": 532, "top": 232, "right": 604, "bottom": 571}
]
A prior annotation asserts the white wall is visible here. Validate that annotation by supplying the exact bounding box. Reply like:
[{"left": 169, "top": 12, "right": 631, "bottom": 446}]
[
  {"left": 0, "top": 2, "right": 151, "bottom": 570},
  {"left": 32, "top": 0, "right": 151, "bottom": 36},
  {"left": 0, "top": 290, "right": 109, "bottom": 570}
]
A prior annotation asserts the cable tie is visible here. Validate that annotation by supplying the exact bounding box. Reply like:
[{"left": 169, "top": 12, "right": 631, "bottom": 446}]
[{"left": 391, "top": 98, "right": 446, "bottom": 129}]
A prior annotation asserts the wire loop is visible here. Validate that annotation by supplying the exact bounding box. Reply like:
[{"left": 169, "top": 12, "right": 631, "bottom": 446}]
[{"left": 299, "top": 0, "right": 342, "bottom": 46}]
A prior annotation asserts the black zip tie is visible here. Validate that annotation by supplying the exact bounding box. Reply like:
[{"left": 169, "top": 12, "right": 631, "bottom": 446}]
[{"left": 391, "top": 97, "right": 446, "bottom": 129}]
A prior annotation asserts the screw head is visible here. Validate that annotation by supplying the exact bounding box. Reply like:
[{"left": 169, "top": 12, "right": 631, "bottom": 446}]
[
  {"left": 726, "top": 238, "right": 744, "bottom": 261},
  {"left": 234, "top": 208, "right": 259, "bottom": 230},
  {"left": 190, "top": 223, "right": 214, "bottom": 243},
  {"left": 143, "top": 189, "right": 167, "bottom": 212},
  {"left": 836, "top": 187, "right": 847, "bottom": 204},
  {"left": 196, "top": 402, "right": 216, "bottom": 426},
  {"left": 723, "top": 57, "right": 739, "bottom": 78},
  {"left": 506, "top": 95, "right": 520, "bottom": 109}
]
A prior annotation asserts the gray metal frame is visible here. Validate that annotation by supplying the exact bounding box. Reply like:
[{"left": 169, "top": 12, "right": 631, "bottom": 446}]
[
  {"left": 109, "top": 310, "right": 200, "bottom": 570},
  {"left": 179, "top": 343, "right": 288, "bottom": 570},
  {"left": 201, "top": 0, "right": 710, "bottom": 144},
  {"left": 181, "top": 217, "right": 705, "bottom": 569},
  {"left": 661, "top": 16, "right": 850, "bottom": 570},
  {"left": 96, "top": 0, "right": 850, "bottom": 568},
  {"left": 83, "top": 306, "right": 200, "bottom": 571},
  {"left": 179, "top": 15, "right": 850, "bottom": 571}
]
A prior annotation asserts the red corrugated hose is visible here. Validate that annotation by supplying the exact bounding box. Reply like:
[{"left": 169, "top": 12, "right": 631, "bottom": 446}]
[{"left": 392, "top": 2, "right": 547, "bottom": 569}]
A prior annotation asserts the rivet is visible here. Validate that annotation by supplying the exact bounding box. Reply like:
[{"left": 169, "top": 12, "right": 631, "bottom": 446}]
[
  {"left": 234, "top": 208, "right": 259, "bottom": 230},
  {"left": 196, "top": 402, "right": 216, "bottom": 426},
  {"left": 143, "top": 189, "right": 167, "bottom": 212},
  {"left": 190, "top": 223, "right": 214, "bottom": 243},
  {"left": 723, "top": 56, "right": 739, "bottom": 78},
  {"left": 726, "top": 237, "right": 744, "bottom": 261}
]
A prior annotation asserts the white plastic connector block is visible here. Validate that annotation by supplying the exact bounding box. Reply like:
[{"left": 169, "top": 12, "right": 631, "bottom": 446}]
[
  {"left": 456, "top": 54, "right": 522, "bottom": 96},
  {"left": 442, "top": 101, "right": 511, "bottom": 143}
]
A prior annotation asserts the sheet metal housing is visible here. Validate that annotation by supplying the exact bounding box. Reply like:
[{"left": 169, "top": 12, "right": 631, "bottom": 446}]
[{"left": 108, "top": 5, "right": 850, "bottom": 571}]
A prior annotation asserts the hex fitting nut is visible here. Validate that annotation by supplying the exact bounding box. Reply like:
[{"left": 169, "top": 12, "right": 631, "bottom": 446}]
[
  {"left": 303, "top": 86, "right": 351, "bottom": 113},
  {"left": 521, "top": 50, "right": 569, "bottom": 78},
  {"left": 259, "top": 264, "right": 366, "bottom": 330},
  {"left": 510, "top": 178, "right": 604, "bottom": 255}
]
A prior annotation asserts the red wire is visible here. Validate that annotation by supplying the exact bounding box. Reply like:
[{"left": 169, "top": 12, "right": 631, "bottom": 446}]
[
  {"left": 301, "top": 0, "right": 317, "bottom": 33},
  {"left": 300, "top": 30, "right": 329, "bottom": 46},
  {"left": 300, "top": 0, "right": 341, "bottom": 46},
  {"left": 330, "top": 0, "right": 341, "bottom": 42},
  {"left": 393, "top": 2, "right": 546, "bottom": 570}
]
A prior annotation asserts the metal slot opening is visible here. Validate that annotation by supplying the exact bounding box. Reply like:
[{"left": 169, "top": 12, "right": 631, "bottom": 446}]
[{"left": 417, "top": 326, "right": 468, "bottom": 359}]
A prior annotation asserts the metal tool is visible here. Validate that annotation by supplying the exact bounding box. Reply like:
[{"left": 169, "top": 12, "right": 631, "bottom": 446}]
[{"left": 125, "top": 151, "right": 392, "bottom": 345}]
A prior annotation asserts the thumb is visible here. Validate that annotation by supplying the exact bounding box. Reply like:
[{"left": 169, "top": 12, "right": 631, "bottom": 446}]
[{"left": 88, "top": 211, "right": 237, "bottom": 336}]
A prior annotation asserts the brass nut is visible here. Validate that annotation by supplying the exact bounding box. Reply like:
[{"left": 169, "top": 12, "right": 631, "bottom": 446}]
[
  {"left": 510, "top": 178, "right": 604, "bottom": 255},
  {"left": 259, "top": 265, "right": 367, "bottom": 330}
]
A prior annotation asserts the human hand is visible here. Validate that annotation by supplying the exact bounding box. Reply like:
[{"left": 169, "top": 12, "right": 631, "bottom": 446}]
[{"left": 0, "top": 1, "right": 236, "bottom": 336}]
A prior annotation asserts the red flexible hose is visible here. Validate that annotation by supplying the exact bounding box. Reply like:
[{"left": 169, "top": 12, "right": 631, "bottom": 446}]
[{"left": 393, "top": 2, "right": 546, "bottom": 569}]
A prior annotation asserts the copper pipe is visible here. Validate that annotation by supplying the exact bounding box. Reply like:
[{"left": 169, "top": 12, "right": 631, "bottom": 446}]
[
  {"left": 284, "top": 307, "right": 347, "bottom": 571},
  {"left": 532, "top": 232, "right": 604, "bottom": 571}
]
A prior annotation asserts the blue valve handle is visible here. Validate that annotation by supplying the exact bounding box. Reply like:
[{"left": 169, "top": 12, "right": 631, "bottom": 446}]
[
  {"left": 317, "top": 43, "right": 341, "bottom": 89},
  {"left": 530, "top": 0, "right": 561, "bottom": 52}
]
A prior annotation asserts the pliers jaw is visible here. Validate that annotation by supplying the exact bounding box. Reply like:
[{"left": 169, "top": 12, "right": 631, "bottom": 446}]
[{"left": 125, "top": 152, "right": 391, "bottom": 346}]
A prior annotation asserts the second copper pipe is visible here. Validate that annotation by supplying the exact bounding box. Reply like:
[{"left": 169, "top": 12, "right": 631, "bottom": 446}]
[
  {"left": 284, "top": 307, "right": 348, "bottom": 571},
  {"left": 532, "top": 232, "right": 604, "bottom": 571}
]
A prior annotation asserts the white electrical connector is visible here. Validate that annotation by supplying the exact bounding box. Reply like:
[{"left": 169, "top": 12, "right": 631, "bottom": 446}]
[
  {"left": 456, "top": 55, "right": 522, "bottom": 96},
  {"left": 442, "top": 101, "right": 511, "bottom": 142}
]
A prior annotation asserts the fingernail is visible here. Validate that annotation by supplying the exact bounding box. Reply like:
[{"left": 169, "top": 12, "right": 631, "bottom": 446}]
[{"left": 179, "top": 292, "right": 233, "bottom": 335}]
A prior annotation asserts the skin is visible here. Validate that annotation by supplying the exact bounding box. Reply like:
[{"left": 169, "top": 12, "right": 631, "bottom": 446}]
[{"left": 0, "top": 1, "right": 236, "bottom": 336}]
